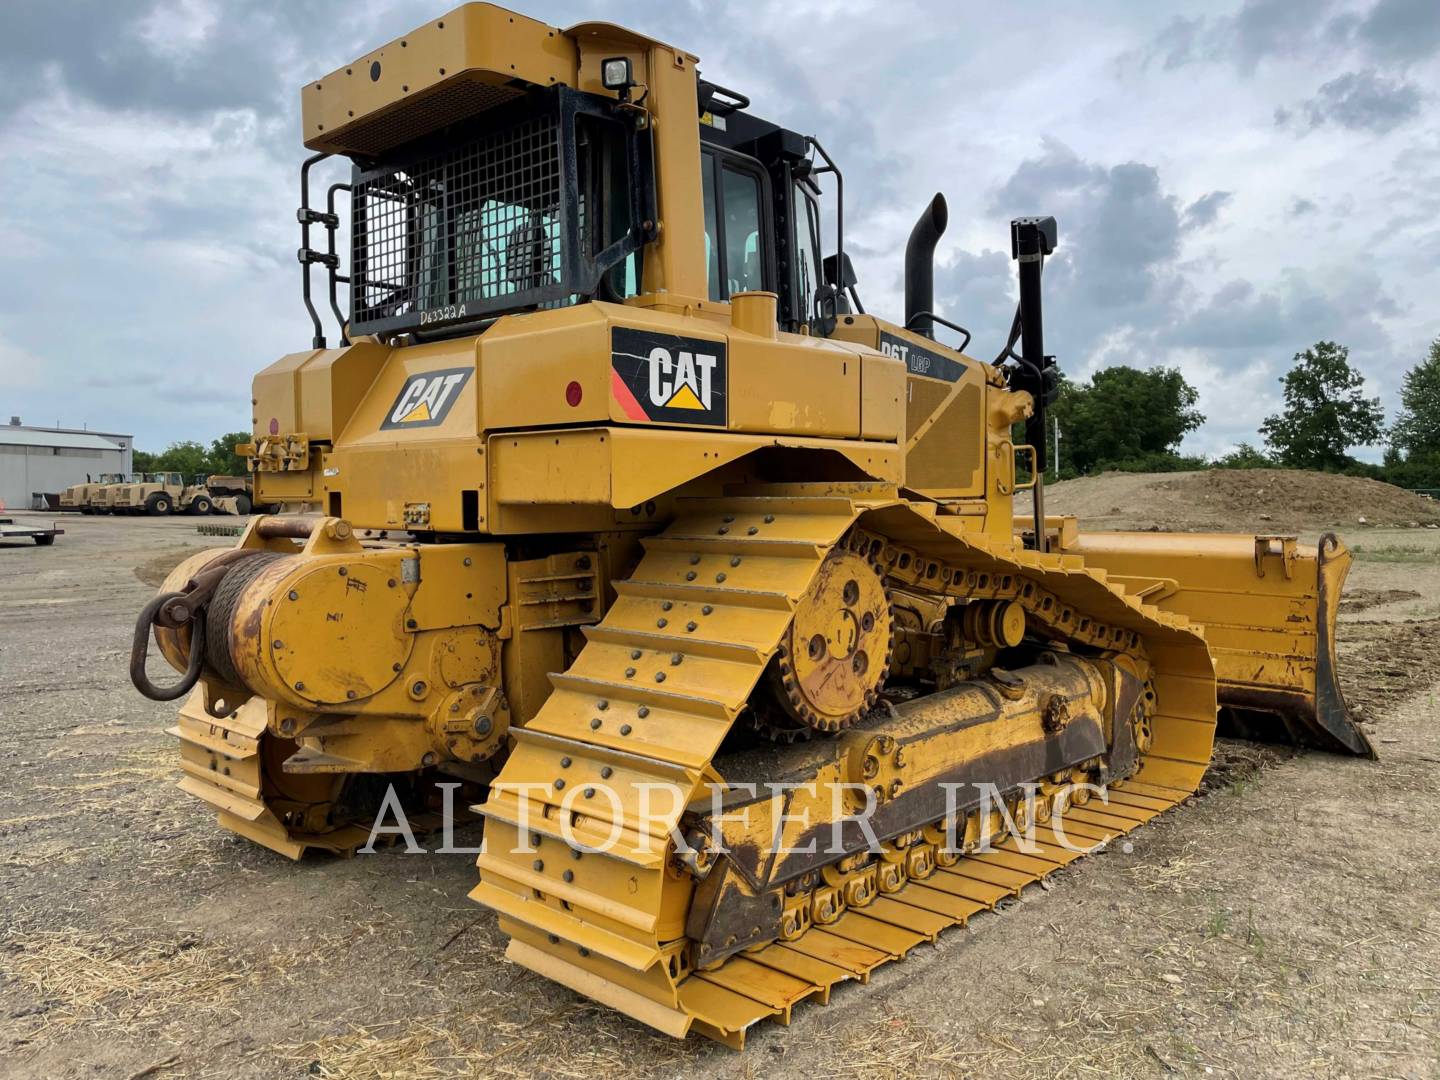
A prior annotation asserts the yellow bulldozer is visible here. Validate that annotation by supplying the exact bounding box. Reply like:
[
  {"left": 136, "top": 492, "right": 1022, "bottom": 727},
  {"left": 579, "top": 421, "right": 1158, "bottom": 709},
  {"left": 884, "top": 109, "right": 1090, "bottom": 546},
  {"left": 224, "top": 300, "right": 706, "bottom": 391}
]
[{"left": 130, "top": 4, "right": 1373, "bottom": 1048}]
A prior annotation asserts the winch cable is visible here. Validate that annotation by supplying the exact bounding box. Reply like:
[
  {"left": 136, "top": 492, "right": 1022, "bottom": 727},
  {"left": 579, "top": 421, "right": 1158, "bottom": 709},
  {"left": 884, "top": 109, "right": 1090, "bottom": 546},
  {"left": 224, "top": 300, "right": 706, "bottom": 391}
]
[{"left": 128, "top": 549, "right": 262, "bottom": 702}]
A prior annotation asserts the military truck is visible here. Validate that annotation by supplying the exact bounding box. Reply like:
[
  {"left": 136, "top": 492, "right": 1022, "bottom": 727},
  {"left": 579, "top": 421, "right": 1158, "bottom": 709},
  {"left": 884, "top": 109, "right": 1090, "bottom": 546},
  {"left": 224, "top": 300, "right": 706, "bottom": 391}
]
[
  {"left": 92, "top": 474, "right": 137, "bottom": 514},
  {"left": 59, "top": 473, "right": 124, "bottom": 514},
  {"left": 113, "top": 472, "right": 187, "bottom": 515}
]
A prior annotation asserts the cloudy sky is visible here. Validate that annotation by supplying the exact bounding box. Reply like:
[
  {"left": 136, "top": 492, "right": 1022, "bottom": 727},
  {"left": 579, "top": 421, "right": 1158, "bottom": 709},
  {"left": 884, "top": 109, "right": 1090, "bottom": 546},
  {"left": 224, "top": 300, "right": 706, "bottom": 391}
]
[{"left": 1, "top": 0, "right": 1437, "bottom": 457}]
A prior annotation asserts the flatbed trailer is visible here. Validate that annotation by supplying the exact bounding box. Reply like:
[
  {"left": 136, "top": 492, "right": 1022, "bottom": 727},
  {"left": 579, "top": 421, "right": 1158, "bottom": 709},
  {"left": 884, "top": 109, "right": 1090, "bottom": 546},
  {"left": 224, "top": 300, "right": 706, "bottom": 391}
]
[{"left": 0, "top": 517, "right": 65, "bottom": 546}]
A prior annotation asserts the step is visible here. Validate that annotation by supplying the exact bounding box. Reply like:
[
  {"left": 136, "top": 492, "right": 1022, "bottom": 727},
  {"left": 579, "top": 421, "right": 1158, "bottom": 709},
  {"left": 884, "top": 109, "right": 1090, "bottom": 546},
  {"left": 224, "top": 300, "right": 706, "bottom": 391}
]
[
  {"left": 612, "top": 578, "right": 795, "bottom": 612},
  {"left": 524, "top": 687, "right": 733, "bottom": 771},
  {"left": 582, "top": 624, "right": 768, "bottom": 665},
  {"left": 643, "top": 534, "right": 827, "bottom": 559},
  {"left": 548, "top": 671, "right": 738, "bottom": 722}
]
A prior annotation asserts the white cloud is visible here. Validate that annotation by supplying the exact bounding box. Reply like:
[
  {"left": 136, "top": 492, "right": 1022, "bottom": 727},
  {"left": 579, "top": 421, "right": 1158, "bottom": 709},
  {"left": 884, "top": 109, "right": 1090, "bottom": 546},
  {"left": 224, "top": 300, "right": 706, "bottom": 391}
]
[
  {"left": 0, "top": 334, "right": 47, "bottom": 392},
  {"left": 0, "top": 0, "right": 1437, "bottom": 460},
  {"left": 135, "top": 0, "right": 221, "bottom": 63}
]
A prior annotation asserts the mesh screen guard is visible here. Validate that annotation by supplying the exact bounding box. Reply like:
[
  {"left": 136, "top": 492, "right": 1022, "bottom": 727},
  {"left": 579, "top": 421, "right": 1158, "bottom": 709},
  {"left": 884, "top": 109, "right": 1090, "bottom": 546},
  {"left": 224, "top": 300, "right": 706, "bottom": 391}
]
[{"left": 349, "top": 87, "right": 653, "bottom": 338}]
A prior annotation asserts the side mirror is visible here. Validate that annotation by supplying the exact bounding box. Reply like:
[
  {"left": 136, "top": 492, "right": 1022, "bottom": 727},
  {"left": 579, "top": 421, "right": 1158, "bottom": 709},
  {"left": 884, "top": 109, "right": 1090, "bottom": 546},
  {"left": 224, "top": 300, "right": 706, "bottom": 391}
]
[{"left": 822, "top": 252, "right": 857, "bottom": 289}]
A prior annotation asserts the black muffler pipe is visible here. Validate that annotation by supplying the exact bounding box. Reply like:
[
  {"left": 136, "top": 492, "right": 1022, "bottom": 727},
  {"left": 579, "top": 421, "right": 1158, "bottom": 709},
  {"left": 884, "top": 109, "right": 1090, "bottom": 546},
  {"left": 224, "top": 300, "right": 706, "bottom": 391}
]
[{"left": 904, "top": 194, "right": 948, "bottom": 339}]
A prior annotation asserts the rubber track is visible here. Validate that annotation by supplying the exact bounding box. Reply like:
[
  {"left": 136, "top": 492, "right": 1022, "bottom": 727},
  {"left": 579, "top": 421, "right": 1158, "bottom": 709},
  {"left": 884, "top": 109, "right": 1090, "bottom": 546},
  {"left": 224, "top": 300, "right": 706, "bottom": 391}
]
[{"left": 473, "top": 496, "right": 1217, "bottom": 1047}]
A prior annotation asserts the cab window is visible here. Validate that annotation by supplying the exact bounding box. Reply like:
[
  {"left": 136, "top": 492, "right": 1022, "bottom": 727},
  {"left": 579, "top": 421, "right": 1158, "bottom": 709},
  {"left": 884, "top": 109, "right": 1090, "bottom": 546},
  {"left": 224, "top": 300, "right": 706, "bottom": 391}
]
[
  {"left": 794, "top": 180, "right": 823, "bottom": 324},
  {"left": 702, "top": 164, "right": 721, "bottom": 299},
  {"left": 722, "top": 168, "right": 761, "bottom": 296},
  {"left": 700, "top": 149, "right": 770, "bottom": 302}
]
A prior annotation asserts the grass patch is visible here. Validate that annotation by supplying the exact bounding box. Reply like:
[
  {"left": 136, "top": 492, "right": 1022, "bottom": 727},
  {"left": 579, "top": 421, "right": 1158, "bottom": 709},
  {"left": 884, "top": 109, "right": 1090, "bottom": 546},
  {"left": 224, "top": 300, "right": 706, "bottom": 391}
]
[
  {"left": 1245, "top": 908, "right": 1266, "bottom": 959},
  {"left": 0, "top": 928, "right": 258, "bottom": 1034},
  {"left": 1349, "top": 543, "right": 1437, "bottom": 563},
  {"left": 1205, "top": 908, "right": 1231, "bottom": 938}
]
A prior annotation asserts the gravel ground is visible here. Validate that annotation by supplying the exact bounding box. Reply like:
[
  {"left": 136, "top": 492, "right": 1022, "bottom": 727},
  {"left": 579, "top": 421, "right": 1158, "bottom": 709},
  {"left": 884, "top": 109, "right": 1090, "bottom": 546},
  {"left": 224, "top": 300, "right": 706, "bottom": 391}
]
[{"left": 1, "top": 510, "right": 1437, "bottom": 1079}]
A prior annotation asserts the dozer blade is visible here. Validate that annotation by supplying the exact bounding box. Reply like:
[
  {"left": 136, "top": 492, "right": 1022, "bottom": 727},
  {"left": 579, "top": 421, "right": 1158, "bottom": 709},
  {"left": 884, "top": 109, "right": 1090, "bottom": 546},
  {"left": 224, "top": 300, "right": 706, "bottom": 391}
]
[{"left": 1065, "top": 530, "right": 1374, "bottom": 758}]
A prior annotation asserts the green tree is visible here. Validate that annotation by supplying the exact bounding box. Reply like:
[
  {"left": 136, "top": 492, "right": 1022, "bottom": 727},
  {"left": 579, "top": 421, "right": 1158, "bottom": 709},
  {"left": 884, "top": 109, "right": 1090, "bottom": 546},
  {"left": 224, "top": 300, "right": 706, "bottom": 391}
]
[
  {"left": 152, "top": 440, "right": 210, "bottom": 476},
  {"left": 1213, "top": 442, "right": 1274, "bottom": 469},
  {"left": 1379, "top": 444, "right": 1440, "bottom": 489},
  {"left": 127, "top": 433, "right": 252, "bottom": 478},
  {"left": 1390, "top": 337, "right": 1440, "bottom": 457},
  {"left": 206, "top": 431, "right": 252, "bottom": 476},
  {"left": 1050, "top": 365, "right": 1205, "bottom": 474},
  {"left": 1260, "top": 341, "right": 1385, "bottom": 470}
]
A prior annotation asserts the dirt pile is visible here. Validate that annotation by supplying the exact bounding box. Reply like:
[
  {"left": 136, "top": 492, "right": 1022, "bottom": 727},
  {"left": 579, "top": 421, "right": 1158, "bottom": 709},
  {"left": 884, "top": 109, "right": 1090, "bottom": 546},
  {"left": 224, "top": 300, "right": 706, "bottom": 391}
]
[{"left": 1033, "top": 468, "right": 1440, "bottom": 534}]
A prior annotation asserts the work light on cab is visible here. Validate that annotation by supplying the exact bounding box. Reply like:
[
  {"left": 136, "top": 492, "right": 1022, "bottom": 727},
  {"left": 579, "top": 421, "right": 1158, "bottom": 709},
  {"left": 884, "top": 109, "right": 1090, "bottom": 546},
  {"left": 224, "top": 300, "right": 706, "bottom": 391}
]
[{"left": 601, "top": 56, "right": 635, "bottom": 95}]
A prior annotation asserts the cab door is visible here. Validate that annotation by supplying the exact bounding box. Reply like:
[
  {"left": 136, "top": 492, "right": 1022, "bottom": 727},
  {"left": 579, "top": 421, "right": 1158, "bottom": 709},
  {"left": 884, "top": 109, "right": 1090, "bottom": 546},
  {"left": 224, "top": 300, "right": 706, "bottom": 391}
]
[{"left": 698, "top": 146, "right": 775, "bottom": 302}]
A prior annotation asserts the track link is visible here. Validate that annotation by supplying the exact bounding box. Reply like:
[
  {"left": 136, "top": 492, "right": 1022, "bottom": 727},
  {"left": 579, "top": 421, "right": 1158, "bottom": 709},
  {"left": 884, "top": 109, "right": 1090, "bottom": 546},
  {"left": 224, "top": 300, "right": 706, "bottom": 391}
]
[{"left": 473, "top": 495, "right": 1218, "bottom": 1046}]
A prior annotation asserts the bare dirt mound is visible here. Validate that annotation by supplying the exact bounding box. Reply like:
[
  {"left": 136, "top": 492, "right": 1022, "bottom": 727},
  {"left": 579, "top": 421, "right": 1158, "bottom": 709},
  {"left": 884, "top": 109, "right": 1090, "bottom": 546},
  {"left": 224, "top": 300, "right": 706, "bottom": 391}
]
[
  {"left": 1034, "top": 468, "right": 1440, "bottom": 534},
  {"left": 133, "top": 548, "right": 204, "bottom": 588}
]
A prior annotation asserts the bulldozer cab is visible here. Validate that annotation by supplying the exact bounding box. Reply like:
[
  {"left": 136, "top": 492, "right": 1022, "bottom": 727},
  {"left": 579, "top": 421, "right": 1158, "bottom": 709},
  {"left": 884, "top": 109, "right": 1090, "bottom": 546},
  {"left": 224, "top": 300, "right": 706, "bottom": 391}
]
[
  {"left": 296, "top": 10, "right": 848, "bottom": 345},
  {"left": 292, "top": 12, "right": 994, "bottom": 517}
]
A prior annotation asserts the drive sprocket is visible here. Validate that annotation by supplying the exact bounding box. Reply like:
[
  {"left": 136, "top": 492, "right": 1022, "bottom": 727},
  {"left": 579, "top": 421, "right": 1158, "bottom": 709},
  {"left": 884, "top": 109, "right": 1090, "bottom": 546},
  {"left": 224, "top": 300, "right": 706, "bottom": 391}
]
[{"left": 769, "top": 546, "right": 893, "bottom": 733}]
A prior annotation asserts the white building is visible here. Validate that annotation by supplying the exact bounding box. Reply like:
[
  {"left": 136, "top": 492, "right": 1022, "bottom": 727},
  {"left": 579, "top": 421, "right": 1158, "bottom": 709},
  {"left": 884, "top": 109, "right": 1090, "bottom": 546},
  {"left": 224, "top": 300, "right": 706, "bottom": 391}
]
[{"left": 0, "top": 417, "right": 134, "bottom": 510}]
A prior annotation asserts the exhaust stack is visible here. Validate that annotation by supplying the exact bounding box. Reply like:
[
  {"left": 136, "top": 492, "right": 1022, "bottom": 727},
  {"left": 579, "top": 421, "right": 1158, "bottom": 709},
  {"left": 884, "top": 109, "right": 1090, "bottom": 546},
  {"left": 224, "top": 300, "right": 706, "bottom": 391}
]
[{"left": 904, "top": 194, "right": 948, "bottom": 338}]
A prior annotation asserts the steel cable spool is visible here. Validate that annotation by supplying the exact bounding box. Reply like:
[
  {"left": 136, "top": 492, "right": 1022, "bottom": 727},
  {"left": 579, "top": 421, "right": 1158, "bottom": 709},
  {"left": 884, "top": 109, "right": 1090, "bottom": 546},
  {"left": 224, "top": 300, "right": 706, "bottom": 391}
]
[
  {"left": 129, "top": 550, "right": 291, "bottom": 702},
  {"left": 202, "top": 551, "right": 291, "bottom": 690}
]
